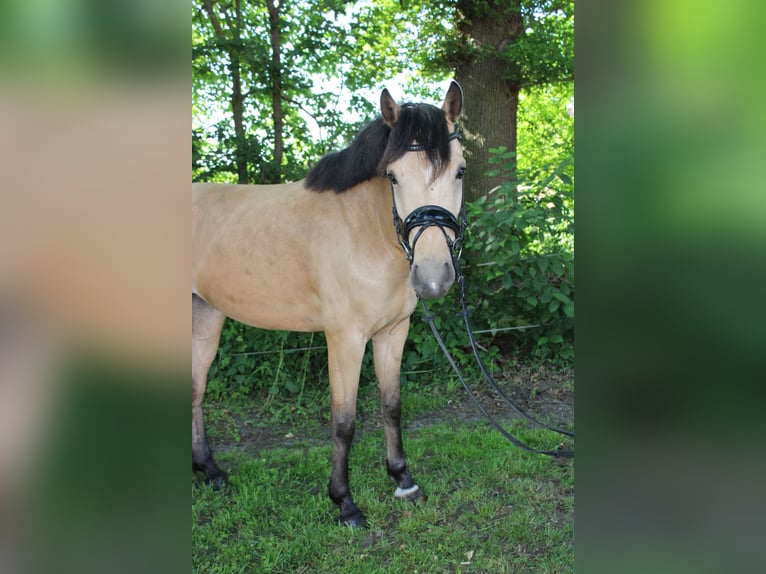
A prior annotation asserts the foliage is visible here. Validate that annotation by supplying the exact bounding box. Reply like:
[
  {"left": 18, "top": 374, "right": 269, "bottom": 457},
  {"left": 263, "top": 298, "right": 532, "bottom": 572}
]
[
  {"left": 206, "top": 323, "right": 329, "bottom": 412},
  {"left": 192, "top": 0, "right": 453, "bottom": 184},
  {"left": 431, "top": 0, "right": 574, "bottom": 89},
  {"left": 517, "top": 82, "right": 574, "bottom": 171},
  {"left": 468, "top": 151, "right": 573, "bottom": 360},
  {"left": 472, "top": 81, "right": 574, "bottom": 361},
  {"left": 509, "top": 0, "right": 575, "bottom": 86},
  {"left": 193, "top": 0, "right": 353, "bottom": 182}
]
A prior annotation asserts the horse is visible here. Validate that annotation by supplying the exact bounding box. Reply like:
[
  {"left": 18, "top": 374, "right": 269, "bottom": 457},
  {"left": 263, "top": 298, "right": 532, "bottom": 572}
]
[{"left": 192, "top": 81, "right": 466, "bottom": 527}]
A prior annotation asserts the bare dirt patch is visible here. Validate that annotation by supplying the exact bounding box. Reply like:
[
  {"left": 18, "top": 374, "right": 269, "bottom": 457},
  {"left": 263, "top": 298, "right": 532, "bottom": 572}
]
[
  {"left": 205, "top": 363, "right": 573, "bottom": 457},
  {"left": 407, "top": 363, "right": 573, "bottom": 430}
]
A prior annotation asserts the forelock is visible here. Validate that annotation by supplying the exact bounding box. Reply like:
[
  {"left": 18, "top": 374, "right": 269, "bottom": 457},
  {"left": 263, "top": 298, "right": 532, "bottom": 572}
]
[{"left": 377, "top": 104, "right": 452, "bottom": 177}]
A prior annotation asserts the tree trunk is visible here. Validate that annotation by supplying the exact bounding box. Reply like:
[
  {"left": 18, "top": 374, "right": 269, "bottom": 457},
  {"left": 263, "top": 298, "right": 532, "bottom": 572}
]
[
  {"left": 230, "top": 45, "right": 248, "bottom": 184},
  {"left": 454, "top": 0, "right": 524, "bottom": 200},
  {"left": 266, "top": 0, "right": 283, "bottom": 183},
  {"left": 231, "top": 0, "right": 248, "bottom": 184},
  {"left": 201, "top": 0, "right": 249, "bottom": 184}
]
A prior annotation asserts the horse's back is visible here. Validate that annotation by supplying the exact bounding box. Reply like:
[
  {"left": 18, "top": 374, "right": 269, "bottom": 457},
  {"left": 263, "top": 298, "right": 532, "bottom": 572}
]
[
  {"left": 193, "top": 180, "right": 302, "bottom": 226},
  {"left": 193, "top": 181, "right": 301, "bottom": 274}
]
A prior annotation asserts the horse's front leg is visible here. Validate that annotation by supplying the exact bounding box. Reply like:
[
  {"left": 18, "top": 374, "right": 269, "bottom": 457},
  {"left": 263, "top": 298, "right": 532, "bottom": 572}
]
[
  {"left": 326, "top": 331, "right": 367, "bottom": 527},
  {"left": 373, "top": 317, "right": 426, "bottom": 504}
]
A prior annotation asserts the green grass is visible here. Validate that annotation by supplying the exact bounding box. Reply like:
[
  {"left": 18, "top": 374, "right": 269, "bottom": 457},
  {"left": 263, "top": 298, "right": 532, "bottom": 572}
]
[{"left": 193, "top": 413, "right": 574, "bottom": 573}]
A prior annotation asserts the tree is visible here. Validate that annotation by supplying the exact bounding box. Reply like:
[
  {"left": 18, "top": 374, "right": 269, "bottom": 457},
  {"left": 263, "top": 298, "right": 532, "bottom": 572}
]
[
  {"left": 192, "top": 0, "right": 573, "bottom": 199},
  {"left": 447, "top": 0, "right": 574, "bottom": 200},
  {"left": 198, "top": 0, "right": 250, "bottom": 183},
  {"left": 193, "top": 0, "right": 447, "bottom": 184},
  {"left": 265, "top": 0, "right": 284, "bottom": 178}
]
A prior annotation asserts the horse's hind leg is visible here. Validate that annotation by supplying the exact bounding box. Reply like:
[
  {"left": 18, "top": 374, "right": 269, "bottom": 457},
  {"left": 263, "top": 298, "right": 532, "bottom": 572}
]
[
  {"left": 192, "top": 294, "right": 227, "bottom": 488},
  {"left": 373, "top": 318, "right": 426, "bottom": 504}
]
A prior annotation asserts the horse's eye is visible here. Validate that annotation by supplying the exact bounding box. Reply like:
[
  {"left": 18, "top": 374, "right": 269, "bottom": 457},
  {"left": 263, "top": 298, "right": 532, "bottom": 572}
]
[
  {"left": 456, "top": 167, "right": 466, "bottom": 180},
  {"left": 387, "top": 173, "right": 398, "bottom": 185}
]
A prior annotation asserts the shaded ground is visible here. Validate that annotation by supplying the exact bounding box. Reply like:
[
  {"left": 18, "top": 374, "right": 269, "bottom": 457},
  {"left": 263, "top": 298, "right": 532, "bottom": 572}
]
[
  {"left": 408, "top": 363, "right": 573, "bottom": 430},
  {"left": 206, "top": 363, "right": 573, "bottom": 457}
]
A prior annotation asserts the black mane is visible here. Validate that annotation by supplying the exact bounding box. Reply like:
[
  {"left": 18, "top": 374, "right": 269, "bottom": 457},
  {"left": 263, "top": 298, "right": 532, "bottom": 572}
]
[{"left": 304, "top": 103, "right": 452, "bottom": 193}]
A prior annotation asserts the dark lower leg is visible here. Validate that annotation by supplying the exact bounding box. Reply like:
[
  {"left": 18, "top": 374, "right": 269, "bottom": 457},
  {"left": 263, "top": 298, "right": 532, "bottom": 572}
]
[
  {"left": 373, "top": 321, "right": 423, "bottom": 502},
  {"left": 381, "top": 392, "right": 425, "bottom": 501},
  {"left": 192, "top": 405, "right": 227, "bottom": 488},
  {"left": 328, "top": 413, "right": 366, "bottom": 527}
]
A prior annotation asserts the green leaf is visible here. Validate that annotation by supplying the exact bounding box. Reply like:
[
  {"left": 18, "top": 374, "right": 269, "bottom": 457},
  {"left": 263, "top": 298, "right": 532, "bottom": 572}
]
[
  {"left": 552, "top": 291, "right": 571, "bottom": 304},
  {"left": 285, "top": 380, "right": 299, "bottom": 393}
]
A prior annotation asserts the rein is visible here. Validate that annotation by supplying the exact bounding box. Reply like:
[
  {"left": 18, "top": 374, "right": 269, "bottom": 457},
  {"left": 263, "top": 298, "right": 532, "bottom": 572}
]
[
  {"left": 418, "top": 265, "right": 574, "bottom": 459},
  {"left": 391, "top": 130, "right": 574, "bottom": 458}
]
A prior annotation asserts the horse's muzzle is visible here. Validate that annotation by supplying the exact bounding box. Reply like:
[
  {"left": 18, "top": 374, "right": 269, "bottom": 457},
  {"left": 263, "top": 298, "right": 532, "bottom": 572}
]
[{"left": 410, "top": 260, "right": 455, "bottom": 299}]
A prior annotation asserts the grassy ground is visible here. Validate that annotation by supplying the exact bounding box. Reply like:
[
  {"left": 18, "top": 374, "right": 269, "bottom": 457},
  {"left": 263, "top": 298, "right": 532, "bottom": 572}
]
[{"left": 193, "top": 367, "right": 574, "bottom": 573}]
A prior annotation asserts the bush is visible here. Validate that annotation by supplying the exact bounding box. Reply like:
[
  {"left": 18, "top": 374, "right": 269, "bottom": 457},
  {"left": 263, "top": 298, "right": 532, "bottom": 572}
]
[
  {"left": 467, "top": 148, "right": 574, "bottom": 362},
  {"left": 205, "top": 323, "right": 330, "bottom": 407}
]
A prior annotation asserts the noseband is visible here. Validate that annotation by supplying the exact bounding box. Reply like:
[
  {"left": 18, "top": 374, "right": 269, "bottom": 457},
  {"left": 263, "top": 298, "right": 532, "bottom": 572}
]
[{"left": 390, "top": 131, "right": 466, "bottom": 265}]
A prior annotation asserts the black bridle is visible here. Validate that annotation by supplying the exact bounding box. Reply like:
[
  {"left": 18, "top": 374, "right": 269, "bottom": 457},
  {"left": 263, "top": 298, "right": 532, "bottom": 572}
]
[
  {"left": 389, "top": 131, "right": 466, "bottom": 265},
  {"left": 389, "top": 130, "right": 574, "bottom": 458}
]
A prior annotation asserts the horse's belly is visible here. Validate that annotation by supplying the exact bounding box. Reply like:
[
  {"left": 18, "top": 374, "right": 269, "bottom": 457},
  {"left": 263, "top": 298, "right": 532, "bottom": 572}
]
[
  {"left": 227, "top": 297, "right": 322, "bottom": 332},
  {"left": 193, "top": 254, "right": 322, "bottom": 332}
]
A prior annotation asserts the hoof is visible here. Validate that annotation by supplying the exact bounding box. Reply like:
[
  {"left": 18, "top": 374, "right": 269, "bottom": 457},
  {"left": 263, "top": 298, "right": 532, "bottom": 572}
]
[
  {"left": 337, "top": 508, "right": 368, "bottom": 529},
  {"left": 193, "top": 457, "right": 228, "bottom": 490},
  {"left": 206, "top": 468, "right": 228, "bottom": 490},
  {"left": 395, "top": 484, "right": 427, "bottom": 505}
]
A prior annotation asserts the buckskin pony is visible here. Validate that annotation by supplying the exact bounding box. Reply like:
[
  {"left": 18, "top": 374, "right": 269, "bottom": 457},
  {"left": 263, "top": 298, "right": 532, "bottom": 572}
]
[{"left": 192, "top": 82, "right": 466, "bottom": 527}]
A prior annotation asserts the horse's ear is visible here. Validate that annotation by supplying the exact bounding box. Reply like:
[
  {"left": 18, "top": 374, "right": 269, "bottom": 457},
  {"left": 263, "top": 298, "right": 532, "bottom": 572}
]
[
  {"left": 380, "top": 88, "right": 400, "bottom": 127},
  {"left": 441, "top": 81, "right": 463, "bottom": 123}
]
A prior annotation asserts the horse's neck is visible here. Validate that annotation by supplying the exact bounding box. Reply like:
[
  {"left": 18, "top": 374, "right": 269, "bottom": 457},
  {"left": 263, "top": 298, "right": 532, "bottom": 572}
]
[{"left": 344, "top": 177, "right": 401, "bottom": 254}]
